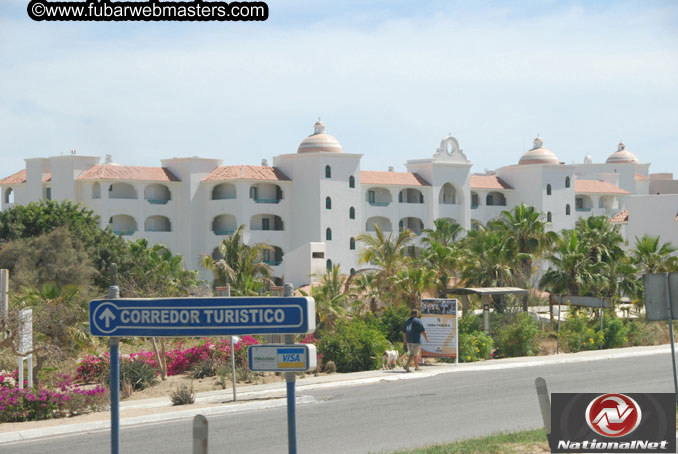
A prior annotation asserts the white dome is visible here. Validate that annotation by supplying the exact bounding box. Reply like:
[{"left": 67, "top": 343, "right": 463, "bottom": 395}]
[
  {"left": 606, "top": 142, "right": 638, "bottom": 164},
  {"left": 518, "top": 136, "right": 559, "bottom": 165},
  {"left": 297, "top": 120, "right": 343, "bottom": 153}
]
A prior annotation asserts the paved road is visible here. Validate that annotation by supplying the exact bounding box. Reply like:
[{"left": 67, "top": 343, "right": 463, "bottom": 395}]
[{"left": 4, "top": 352, "right": 675, "bottom": 454}]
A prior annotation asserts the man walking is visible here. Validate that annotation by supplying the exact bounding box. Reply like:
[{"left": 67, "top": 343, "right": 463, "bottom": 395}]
[{"left": 403, "top": 309, "right": 428, "bottom": 372}]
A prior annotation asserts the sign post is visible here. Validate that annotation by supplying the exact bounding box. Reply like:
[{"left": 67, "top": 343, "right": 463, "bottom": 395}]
[
  {"left": 283, "top": 283, "right": 298, "bottom": 454},
  {"left": 107, "top": 285, "right": 120, "bottom": 454},
  {"left": 17, "top": 308, "right": 33, "bottom": 389},
  {"left": 0, "top": 269, "right": 8, "bottom": 324},
  {"left": 643, "top": 272, "right": 678, "bottom": 405},
  {"left": 89, "top": 293, "right": 315, "bottom": 454}
]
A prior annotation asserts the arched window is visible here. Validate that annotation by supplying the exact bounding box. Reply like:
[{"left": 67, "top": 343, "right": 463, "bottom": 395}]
[
  {"left": 350, "top": 237, "right": 355, "bottom": 250},
  {"left": 546, "top": 184, "right": 552, "bottom": 196},
  {"left": 349, "top": 176, "right": 355, "bottom": 188},
  {"left": 349, "top": 207, "right": 355, "bottom": 219},
  {"left": 4, "top": 188, "right": 14, "bottom": 204},
  {"left": 326, "top": 197, "right": 332, "bottom": 209},
  {"left": 326, "top": 259, "right": 332, "bottom": 271},
  {"left": 566, "top": 204, "right": 571, "bottom": 215},
  {"left": 326, "top": 228, "right": 332, "bottom": 241},
  {"left": 547, "top": 212, "right": 552, "bottom": 222},
  {"left": 325, "top": 165, "right": 331, "bottom": 178},
  {"left": 565, "top": 177, "right": 571, "bottom": 188}
]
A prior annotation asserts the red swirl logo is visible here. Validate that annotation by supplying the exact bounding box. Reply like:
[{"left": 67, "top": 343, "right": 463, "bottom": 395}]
[{"left": 585, "top": 394, "right": 641, "bottom": 438}]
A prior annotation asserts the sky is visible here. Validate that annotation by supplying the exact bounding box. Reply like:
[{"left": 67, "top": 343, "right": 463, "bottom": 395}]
[{"left": 0, "top": 0, "right": 677, "bottom": 180}]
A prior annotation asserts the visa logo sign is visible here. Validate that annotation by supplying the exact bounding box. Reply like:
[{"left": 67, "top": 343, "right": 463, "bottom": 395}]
[{"left": 282, "top": 353, "right": 301, "bottom": 362}]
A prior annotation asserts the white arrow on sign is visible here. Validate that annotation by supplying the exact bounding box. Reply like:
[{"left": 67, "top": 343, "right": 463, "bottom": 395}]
[{"left": 99, "top": 308, "right": 116, "bottom": 328}]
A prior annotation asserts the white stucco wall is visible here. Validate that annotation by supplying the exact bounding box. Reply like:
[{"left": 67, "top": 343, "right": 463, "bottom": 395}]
[{"left": 626, "top": 194, "right": 678, "bottom": 248}]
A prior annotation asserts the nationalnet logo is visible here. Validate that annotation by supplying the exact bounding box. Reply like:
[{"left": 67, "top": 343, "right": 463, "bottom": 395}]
[
  {"left": 585, "top": 394, "right": 641, "bottom": 438},
  {"left": 550, "top": 393, "right": 675, "bottom": 453}
]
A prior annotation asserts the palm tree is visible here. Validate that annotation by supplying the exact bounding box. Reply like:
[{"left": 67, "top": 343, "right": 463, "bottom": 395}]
[
  {"left": 599, "top": 256, "right": 641, "bottom": 306},
  {"left": 631, "top": 234, "right": 678, "bottom": 274},
  {"left": 312, "top": 265, "right": 350, "bottom": 333},
  {"left": 489, "top": 204, "right": 556, "bottom": 287},
  {"left": 460, "top": 228, "right": 526, "bottom": 311},
  {"left": 422, "top": 240, "right": 461, "bottom": 297},
  {"left": 422, "top": 218, "right": 463, "bottom": 247},
  {"left": 576, "top": 216, "right": 625, "bottom": 265},
  {"left": 389, "top": 266, "right": 436, "bottom": 309},
  {"left": 539, "top": 230, "right": 605, "bottom": 296},
  {"left": 355, "top": 224, "right": 415, "bottom": 302},
  {"left": 199, "top": 224, "right": 273, "bottom": 295}
]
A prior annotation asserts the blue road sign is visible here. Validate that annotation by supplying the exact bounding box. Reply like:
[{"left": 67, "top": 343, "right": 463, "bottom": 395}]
[{"left": 89, "top": 297, "right": 315, "bottom": 337}]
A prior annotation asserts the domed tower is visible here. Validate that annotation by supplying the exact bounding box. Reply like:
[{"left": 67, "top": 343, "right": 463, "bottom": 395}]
[
  {"left": 518, "top": 136, "right": 560, "bottom": 165},
  {"left": 297, "top": 120, "right": 344, "bottom": 154},
  {"left": 273, "top": 120, "right": 363, "bottom": 284},
  {"left": 606, "top": 142, "right": 638, "bottom": 164}
]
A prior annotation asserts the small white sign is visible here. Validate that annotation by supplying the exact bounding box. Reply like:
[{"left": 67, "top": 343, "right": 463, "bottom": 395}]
[
  {"left": 18, "top": 309, "right": 33, "bottom": 355},
  {"left": 248, "top": 344, "right": 317, "bottom": 372}
]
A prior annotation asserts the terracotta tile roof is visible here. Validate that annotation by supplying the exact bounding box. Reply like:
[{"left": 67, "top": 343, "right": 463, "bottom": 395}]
[
  {"left": 0, "top": 169, "right": 51, "bottom": 184},
  {"left": 77, "top": 164, "right": 180, "bottom": 182},
  {"left": 470, "top": 175, "right": 513, "bottom": 190},
  {"left": 609, "top": 209, "right": 629, "bottom": 224},
  {"left": 0, "top": 169, "right": 27, "bottom": 185},
  {"left": 634, "top": 173, "right": 649, "bottom": 181},
  {"left": 203, "top": 166, "right": 290, "bottom": 182},
  {"left": 574, "top": 180, "right": 629, "bottom": 195},
  {"left": 360, "top": 171, "right": 430, "bottom": 186}
]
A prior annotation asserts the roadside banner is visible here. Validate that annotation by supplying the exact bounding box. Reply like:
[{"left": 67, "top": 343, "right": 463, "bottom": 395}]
[{"left": 419, "top": 298, "right": 458, "bottom": 359}]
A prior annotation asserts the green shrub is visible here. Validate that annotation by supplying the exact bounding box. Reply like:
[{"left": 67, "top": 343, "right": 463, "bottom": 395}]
[
  {"left": 379, "top": 305, "right": 411, "bottom": 343},
  {"left": 105, "top": 360, "right": 157, "bottom": 391},
  {"left": 317, "top": 319, "right": 390, "bottom": 372},
  {"left": 494, "top": 312, "right": 541, "bottom": 357},
  {"left": 189, "top": 358, "right": 219, "bottom": 379},
  {"left": 458, "top": 312, "right": 481, "bottom": 336},
  {"left": 626, "top": 319, "right": 662, "bottom": 346},
  {"left": 602, "top": 317, "right": 629, "bottom": 349},
  {"left": 459, "top": 330, "right": 494, "bottom": 362},
  {"left": 560, "top": 310, "right": 603, "bottom": 352},
  {"left": 170, "top": 382, "right": 195, "bottom": 406}
]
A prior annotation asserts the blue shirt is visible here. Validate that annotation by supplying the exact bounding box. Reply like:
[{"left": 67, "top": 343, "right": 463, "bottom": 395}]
[{"left": 404, "top": 317, "right": 426, "bottom": 344}]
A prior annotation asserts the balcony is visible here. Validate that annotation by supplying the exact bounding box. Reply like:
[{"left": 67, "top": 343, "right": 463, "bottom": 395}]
[
  {"left": 369, "top": 201, "right": 390, "bottom": 207},
  {"left": 254, "top": 198, "right": 281, "bottom": 204},
  {"left": 113, "top": 230, "right": 136, "bottom": 236},
  {"left": 471, "top": 204, "right": 479, "bottom": 209},
  {"left": 146, "top": 199, "right": 169, "bottom": 205},
  {"left": 263, "top": 260, "right": 282, "bottom": 266},
  {"left": 214, "top": 229, "right": 235, "bottom": 235},
  {"left": 575, "top": 207, "right": 592, "bottom": 212}
]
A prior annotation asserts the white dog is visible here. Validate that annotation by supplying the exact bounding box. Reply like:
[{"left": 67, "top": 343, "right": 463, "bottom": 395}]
[{"left": 382, "top": 349, "right": 399, "bottom": 370}]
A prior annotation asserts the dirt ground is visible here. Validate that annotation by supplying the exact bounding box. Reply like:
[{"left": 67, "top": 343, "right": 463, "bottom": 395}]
[{"left": 124, "top": 369, "right": 300, "bottom": 401}]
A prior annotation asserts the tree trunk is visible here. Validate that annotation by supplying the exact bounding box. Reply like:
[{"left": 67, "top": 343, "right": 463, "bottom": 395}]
[{"left": 151, "top": 337, "right": 167, "bottom": 380}]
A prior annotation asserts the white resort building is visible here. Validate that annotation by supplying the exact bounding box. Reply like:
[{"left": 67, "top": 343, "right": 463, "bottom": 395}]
[{"left": 1, "top": 121, "right": 677, "bottom": 287}]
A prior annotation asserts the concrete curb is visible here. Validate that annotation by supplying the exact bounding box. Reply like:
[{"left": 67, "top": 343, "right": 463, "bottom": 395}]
[
  {"left": 0, "top": 343, "right": 674, "bottom": 444},
  {"left": 0, "top": 395, "right": 316, "bottom": 444}
]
